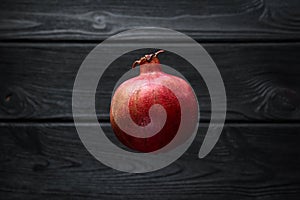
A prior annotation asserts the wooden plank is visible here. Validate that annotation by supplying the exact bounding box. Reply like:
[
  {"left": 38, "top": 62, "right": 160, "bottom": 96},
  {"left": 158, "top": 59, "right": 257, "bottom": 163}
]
[
  {"left": 0, "top": 43, "right": 300, "bottom": 122},
  {"left": 0, "top": 0, "right": 300, "bottom": 41},
  {"left": 0, "top": 123, "right": 300, "bottom": 199}
]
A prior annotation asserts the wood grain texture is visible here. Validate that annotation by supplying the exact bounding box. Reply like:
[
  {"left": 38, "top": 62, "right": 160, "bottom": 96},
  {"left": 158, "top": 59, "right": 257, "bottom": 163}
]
[
  {"left": 0, "top": 43, "right": 299, "bottom": 121},
  {"left": 1, "top": 1, "right": 299, "bottom": 200},
  {"left": 0, "top": 0, "right": 300, "bottom": 41},
  {"left": 0, "top": 123, "right": 300, "bottom": 200}
]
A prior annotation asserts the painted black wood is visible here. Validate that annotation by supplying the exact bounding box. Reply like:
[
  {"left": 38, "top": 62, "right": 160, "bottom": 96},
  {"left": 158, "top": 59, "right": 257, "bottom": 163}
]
[
  {"left": 0, "top": 43, "right": 299, "bottom": 122},
  {"left": 0, "top": 123, "right": 300, "bottom": 200},
  {"left": 1, "top": 0, "right": 300, "bottom": 199},
  {"left": 0, "top": 0, "right": 299, "bottom": 41}
]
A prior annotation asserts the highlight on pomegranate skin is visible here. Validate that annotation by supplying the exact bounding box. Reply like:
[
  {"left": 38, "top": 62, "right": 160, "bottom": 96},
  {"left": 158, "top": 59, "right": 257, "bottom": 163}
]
[{"left": 110, "top": 50, "right": 198, "bottom": 153}]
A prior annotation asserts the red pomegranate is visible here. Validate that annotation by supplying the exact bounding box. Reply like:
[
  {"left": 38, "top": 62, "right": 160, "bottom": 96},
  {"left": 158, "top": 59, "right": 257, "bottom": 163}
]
[{"left": 110, "top": 50, "right": 198, "bottom": 152}]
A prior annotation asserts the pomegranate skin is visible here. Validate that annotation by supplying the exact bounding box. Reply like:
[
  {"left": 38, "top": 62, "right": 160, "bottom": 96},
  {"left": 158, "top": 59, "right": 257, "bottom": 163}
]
[{"left": 110, "top": 52, "right": 198, "bottom": 153}]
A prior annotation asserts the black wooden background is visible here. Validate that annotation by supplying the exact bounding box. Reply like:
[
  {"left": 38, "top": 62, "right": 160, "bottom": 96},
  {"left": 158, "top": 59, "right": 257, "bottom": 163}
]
[{"left": 1, "top": 0, "right": 300, "bottom": 199}]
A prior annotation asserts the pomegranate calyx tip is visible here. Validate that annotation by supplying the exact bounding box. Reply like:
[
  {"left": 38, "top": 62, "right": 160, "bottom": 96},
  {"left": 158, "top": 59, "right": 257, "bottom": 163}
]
[{"left": 132, "top": 50, "right": 164, "bottom": 68}]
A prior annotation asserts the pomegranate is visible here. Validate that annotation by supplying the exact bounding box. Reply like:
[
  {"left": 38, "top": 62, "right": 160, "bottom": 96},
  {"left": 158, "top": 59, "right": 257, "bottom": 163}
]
[{"left": 110, "top": 50, "right": 198, "bottom": 152}]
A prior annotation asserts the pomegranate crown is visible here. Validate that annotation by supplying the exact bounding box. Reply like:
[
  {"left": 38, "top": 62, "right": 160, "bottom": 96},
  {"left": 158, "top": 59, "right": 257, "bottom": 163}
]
[{"left": 132, "top": 50, "right": 164, "bottom": 68}]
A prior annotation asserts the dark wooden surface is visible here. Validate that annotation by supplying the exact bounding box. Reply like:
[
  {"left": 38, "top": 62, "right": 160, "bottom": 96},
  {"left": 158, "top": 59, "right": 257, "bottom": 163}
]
[
  {"left": 1, "top": 123, "right": 300, "bottom": 200},
  {"left": 0, "top": 0, "right": 300, "bottom": 41},
  {"left": 0, "top": 43, "right": 299, "bottom": 122},
  {"left": 1, "top": 0, "right": 300, "bottom": 199}
]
